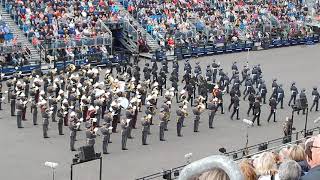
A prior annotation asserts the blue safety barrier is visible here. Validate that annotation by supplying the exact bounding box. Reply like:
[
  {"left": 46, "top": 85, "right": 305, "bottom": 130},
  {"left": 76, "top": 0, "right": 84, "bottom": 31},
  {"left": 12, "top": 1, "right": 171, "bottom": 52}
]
[
  {"left": 181, "top": 46, "right": 192, "bottom": 58},
  {"left": 214, "top": 43, "right": 225, "bottom": 54},
  {"left": 205, "top": 44, "right": 214, "bottom": 55},
  {"left": 191, "top": 45, "right": 199, "bottom": 57},
  {"left": 235, "top": 42, "right": 245, "bottom": 52},
  {"left": 225, "top": 43, "right": 235, "bottom": 53},
  {"left": 198, "top": 44, "right": 206, "bottom": 56},
  {"left": 1, "top": 64, "right": 41, "bottom": 75}
]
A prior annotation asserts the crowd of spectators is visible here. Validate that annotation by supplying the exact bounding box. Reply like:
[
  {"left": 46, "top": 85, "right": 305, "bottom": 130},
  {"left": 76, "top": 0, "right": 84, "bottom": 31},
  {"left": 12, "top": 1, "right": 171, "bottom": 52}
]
[
  {"left": 122, "top": 0, "right": 320, "bottom": 51},
  {"left": 0, "top": 14, "right": 14, "bottom": 44},
  {"left": 194, "top": 134, "right": 320, "bottom": 180}
]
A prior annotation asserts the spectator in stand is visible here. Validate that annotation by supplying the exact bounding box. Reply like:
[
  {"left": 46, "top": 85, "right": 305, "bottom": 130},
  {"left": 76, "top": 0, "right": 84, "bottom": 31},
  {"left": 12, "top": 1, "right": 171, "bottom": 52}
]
[
  {"left": 197, "top": 168, "right": 230, "bottom": 180},
  {"left": 239, "top": 159, "right": 257, "bottom": 180},
  {"left": 277, "top": 160, "right": 301, "bottom": 180},
  {"left": 288, "top": 144, "right": 310, "bottom": 175},
  {"left": 254, "top": 152, "right": 278, "bottom": 180},
  {"left": 302, "top": 135, "right": 320, "bottom": 180}
]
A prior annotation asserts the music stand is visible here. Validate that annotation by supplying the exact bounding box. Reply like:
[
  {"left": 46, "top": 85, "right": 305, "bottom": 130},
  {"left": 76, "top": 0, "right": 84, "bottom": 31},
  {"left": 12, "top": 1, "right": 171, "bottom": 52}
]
[{"left": 70, "top": 157, "right": 103, "bottom": 180}]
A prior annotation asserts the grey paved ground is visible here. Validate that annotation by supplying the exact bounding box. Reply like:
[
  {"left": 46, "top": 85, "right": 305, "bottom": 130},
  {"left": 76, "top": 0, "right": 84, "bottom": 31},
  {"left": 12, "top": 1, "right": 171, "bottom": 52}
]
[{"left": 1, "top": 44, "right": 320, "bottom": 180}]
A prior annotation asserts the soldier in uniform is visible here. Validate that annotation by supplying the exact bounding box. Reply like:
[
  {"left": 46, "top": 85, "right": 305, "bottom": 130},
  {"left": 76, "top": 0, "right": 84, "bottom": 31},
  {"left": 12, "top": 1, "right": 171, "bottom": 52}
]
[
  {"left": 193, "top": 104, "right": 204, "bottom": 132},
  {"left": 100, "top": 121, "right": 112, "bottom": 154},
  {"left": 57, "top": 107, "right": 65, "bottom": 135},
  {"left": 277, "top": 84, "right": 285, "bottom": 109},
  {"left": 126, "top": 106, "right": 135, "bottom": 139},
  {"left": 310, "top": 87, "right": 319, "bottom": 112},
  {"left": 41, "top": 101, "right": 51, "bottom": 138},
  {"left": 10, "top": 90, "right": 16, "bottom": 116},
  {"left": 267, "top": 96, "right": 277, "bottom": 123},
  {"left": 258, "top": 80, "right": 267, "bottom": 104},
  {"left": 252, "top": 98, "right": 261, "bottom": 126},
  {"left": 297, "top": 88, "right": 308, "bottom": 115},
  {"left": 31, "top": 99, "right": 38, "bottom": 125},
  {"left": 228, "top": 86, "right": 236, "bottom": 111},
  {"left": 212, "top": 85, "right": 224, "bottom": 114},
  {"left": 176, "top": 105, "right": 187, "bottom": 137},
  {"left": 247, "top": 92, "right": 255, "bottom": 116},
  {"left": 288, "top": 82, "right": 298, "bottom": 106},
  {"left": 16, "top": 96, "right": 24, "bottom": 128},
  {"left": 230, "top": 94, "right": 240, "bottom": 120},
  {"left": 120, "top": 119, "right": 129, "bottom": 150},
  {"left": 49, "top": 95, "right": 58, "bottom": 122},
  {"left": 85, "top": 120, "right": 97, "bottom": 147},
  {"left": 159, "top": 108, "right": 166, "bottom": 141},
  {"left": 0, "top": 84, "right": 3, "bottom": 110},
  {"left": 207, "top": 98, "right": 217, "bottom": 128},
  {"left": 141, "top": 115, "right": 151, "bottom": 145},
  {"left": 69, "top": 112, "right": 78, "bottom": 151}
]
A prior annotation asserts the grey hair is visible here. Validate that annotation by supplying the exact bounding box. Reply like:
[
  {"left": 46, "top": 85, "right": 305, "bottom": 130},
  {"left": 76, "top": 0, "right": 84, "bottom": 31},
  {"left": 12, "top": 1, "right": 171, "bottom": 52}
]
[{"left": 278, "top": 160, "right": 301, "bottom": 180}]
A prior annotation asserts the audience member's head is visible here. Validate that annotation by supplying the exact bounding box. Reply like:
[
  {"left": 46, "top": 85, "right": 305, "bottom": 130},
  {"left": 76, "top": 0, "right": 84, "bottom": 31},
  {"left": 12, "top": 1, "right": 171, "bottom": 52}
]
[
  {"left": 239, "top": 159, "right": 257, "bottom": 180},
  {"left": 197, "top": 168, "right": 230, "bottom": 180},
  {"left": 278, "top": 146, "right": 291, "bottom": 163},
  {"left": 278, "top": 160, "right": 301, "bottom": 180},
  {"left": 305, "top": 135, "right": 320, "bottom": 168},
  {"left": 289, "top": 144, "right": 306, "bottom": 162},
  {"left": 254, "top": 152, "right": 277, "bottom": 176}
]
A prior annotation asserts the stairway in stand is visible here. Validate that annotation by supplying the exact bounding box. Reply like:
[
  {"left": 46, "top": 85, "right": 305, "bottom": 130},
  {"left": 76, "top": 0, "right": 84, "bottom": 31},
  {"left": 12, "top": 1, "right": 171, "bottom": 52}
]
[{"left": 0, "top": 5, "right": 41, "bottom": 65}]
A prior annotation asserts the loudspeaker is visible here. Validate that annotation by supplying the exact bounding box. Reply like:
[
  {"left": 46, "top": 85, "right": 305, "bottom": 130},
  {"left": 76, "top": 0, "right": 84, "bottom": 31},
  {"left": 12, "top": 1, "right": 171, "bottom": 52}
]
[{"left": 79, "top": 145, "right": 96, "bottom": 162}]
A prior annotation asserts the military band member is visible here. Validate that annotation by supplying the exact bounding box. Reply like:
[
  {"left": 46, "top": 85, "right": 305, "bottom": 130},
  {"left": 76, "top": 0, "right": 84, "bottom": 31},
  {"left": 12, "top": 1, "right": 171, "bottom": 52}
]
[
  {"left": 207, "top": 98, "right": 217, "bottom": 129},
  {"left": 49, "top": 95, "right": 58, "bottom": 122},
  {"left": 267, "top": 96, "right": 277, "bottom": 123},
  {"left": 100, "top": 121, "right": 112, "bottom": 154},
  {"left": 212, "top": 85, "right": 224, "bottom": 114},
  {"left": 176, "top": 105, "right": 187, "bottom": 137},
  {"left": 310, "top": 87, "right": 319, "bottom": 112},
  {"left": 288, "top": 82, "right": 298, "bottom": 106},
  {"left": 142, "top": 115, "right": 151, "bottom": 145},
  {"left": 193, "top": 104, "right": 204, "bottom": 132},
  {"left": 16, "top": 96, "right": 24, "bottom": 128},
  {"left": 86, "top": 119, "right": 97, "bottom": 147},
  {"left": 10, "top": 90, "right": 16, "bottom": 116},
  {"left": 69, "top": 113, "right": 78, "bottom": 151},
  {"left": 57, "top": 108, "right": 65, "bottom": 135},
  {"left": 126, "top": 106, "right": 135, "bottom": 139},
  {"left": 121, "top": 119, "right": 129, "bottom": 150},
  {"left": 0, "top": 85, "right": 3, "bottom": 110},
  {"left": 41, "top": 101, "right": 51, "bottom": 138},
  {"left": 230, "top": 94, "right": 240, "bottom": 120},
  {"left": 159, "top": 108, "right": 166, "bottom": 141}
]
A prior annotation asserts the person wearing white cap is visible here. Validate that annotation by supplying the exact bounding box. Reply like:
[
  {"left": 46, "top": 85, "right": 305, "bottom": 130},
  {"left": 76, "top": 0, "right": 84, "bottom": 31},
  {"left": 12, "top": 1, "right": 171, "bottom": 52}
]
[
  {"left": 120, "top": 119, "right": 129, "bottom": 150},
  {"left": 41, "top": 102, "right": 50, "bottom": 138},
  {"left": 85, "top": 121, "right": 97, "bottom": 147},
  {"left": 69, "top": 111, "right": 78, "bottom": 151},
  {"left": 16, "top": 96, "right": 25, "bottom": 128},
  {"left": 141, "top": 115, "right": 151, "bottom": 145},
  {"left": 100, "top": 121, "right": 112, "bottom": 154}
]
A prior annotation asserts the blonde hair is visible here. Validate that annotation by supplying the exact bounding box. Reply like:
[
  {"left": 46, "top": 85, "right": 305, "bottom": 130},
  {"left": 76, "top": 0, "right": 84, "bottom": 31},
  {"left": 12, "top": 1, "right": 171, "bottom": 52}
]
[
  {"left": 198, "top": 168, "right": 230, "bottom": 180},
  {"left": 254, "top": 152, "right": 277, "bottom": 176},
  {"left": 239, "top": 159, "right": 257, "bottom": 180},
  {"left": 289, "top": 144, "right": 306, "bottom": 162}
]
